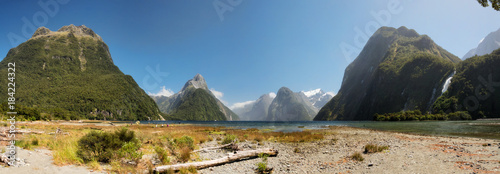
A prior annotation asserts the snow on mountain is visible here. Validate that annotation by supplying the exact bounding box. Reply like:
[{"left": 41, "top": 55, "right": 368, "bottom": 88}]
[{"left": 463, "top": 28, "right": 500, "bottom": 59}]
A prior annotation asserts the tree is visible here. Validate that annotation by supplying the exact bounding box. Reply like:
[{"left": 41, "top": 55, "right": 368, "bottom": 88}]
[{"left": 478, "top": 0, "right": 500, "bottom": 11}]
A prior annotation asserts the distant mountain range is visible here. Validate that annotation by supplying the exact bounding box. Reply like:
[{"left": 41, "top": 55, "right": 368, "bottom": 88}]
[
  {"left": 463, "top": 27, "right": 500, "bottom": 59},
  {"left": 0, "top": 25, "right": 161, "bottom": 120},
  {"left": 3, "top": 24, "right": 498, "bottom": 122},
  {"left": 150, "top": 74, "right": 239, "bottom": 121},
  {"left": 233, "top": 88, "right": 333, "bottom": 121},
  {"left": 315, "top": 26, "right": 460, "bottom": 121}
]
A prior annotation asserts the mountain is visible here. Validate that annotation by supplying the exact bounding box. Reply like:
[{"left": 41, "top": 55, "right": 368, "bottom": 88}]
[
  {"left": 301, "top": 89, "right": 334, "bottom": 109},
  {"left": 232, "top": 93, "right": 275, "bottom": 121},
  {"left": 433, "top": 48, "right": 500, "bottom": 119},
  {"left": 267, "top": 87, "right": 318, "bottom": 121},
  {"left": 0, "top": 25, "right": 161, "bottom": 120},
  {"left": 151, "top": 74, "right": 239, "bottom": 121},
  {"left": 463, "top": 28, "right": 500, "bottom": 60},
  {"left": 315, "top": 26, "right": 461, "bottom": 121}
]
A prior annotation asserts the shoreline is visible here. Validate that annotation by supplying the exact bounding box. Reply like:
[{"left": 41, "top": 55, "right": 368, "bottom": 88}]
[{"left": 1, "top": 121, "right": 499, "bottom": 173}]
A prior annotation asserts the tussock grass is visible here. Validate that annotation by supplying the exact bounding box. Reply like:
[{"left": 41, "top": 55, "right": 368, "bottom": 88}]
[
  {"left": 350, "top": 152, "right": 364, "bottom": 161},
  {"left": 12, "top": 122, "right": 327, "bottom": 173},
  {"left": 364, "top": 144, "right": 389, "bottom": 154}
]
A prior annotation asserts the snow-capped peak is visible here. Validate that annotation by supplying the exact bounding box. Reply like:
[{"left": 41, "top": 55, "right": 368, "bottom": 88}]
[{"left": 302, "top": 88, "right": 323, "bottom": 97}]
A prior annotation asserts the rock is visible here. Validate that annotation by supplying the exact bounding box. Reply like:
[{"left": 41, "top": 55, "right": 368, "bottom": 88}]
[{"left": 368, "top": 163, "right": 374, "bottom": 167}]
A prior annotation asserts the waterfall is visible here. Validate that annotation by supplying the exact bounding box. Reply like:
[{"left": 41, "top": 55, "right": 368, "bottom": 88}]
[
  {"left": 441, "top": 71, "right": 456, "bottom": 94},
  {"left": 426, "top": 71, "right": 456, "bottom": 112}
]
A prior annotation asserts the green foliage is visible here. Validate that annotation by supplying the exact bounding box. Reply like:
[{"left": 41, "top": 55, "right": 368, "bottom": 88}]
[
  {"left": 256, "top": 153, "right": 270, "bottom": 174},
  {"left": 0, "top": 31, "right": 160, "bottom": 121},
  {"left": 432, "top": 49, "right": 500, "bottom": 119},
  {"left": 165, "top": 88, "right": 228, "bottom": 121},
  {"left": 315, "top": 26, "right": 460, "bottom": 121},
  {"left": 154, "top": 146, "right": 170, "bottom": 164},
  {"left": 221, "top": 134, "right": 237, "bottom": 144},
  {"left": 373, "top": 110, "right": 472, "bottom": 121},
  {"left": 478, "top": 0, "right": 500, "bottom": 11},
  {"left": 118, "top": 141, "right": 143, "bottom": 164},
  {"left": 77, "top": 127, "right": 139, "bottom": 163},
  {"left": 174, "top": 136, "right": 194, "bottom": 150}
]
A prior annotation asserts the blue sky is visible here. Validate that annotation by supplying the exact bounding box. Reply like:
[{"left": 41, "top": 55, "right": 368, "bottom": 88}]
[{"left": 1, "top": 0, "right": 500, "bottom": 108}]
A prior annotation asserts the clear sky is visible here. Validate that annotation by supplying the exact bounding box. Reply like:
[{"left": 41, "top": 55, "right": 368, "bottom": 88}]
[{"left": 1, "top": 0, "right": 500, "bottom": 108}]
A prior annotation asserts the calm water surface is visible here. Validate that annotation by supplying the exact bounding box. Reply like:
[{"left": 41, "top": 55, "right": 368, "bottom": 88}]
[{"left": 143, "top": 120, "right": 500, "bottom": 140}]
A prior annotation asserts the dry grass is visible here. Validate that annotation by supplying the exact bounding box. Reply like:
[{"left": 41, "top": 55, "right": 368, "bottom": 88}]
[
  {"left": 3, "top": 121, "right": 327, "bottom": 173},
  {"left": 364, "top": 144, "right": 389, "bottom": 154},
  {"left": 350, "top": 152, "right": 364, "bottom": 161}
]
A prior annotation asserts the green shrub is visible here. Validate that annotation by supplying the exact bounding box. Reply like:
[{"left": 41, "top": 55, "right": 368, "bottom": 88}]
[
  {"left": 222, "top": 134, "right": 237, "bottom": 144},
  {"left": 31, "top": 138, "right": 39, "bottom": 146},
  {"left": 175, "top": 136, "right": 194, "bottom": 150},
  {"left": 77, "top": 127, "right": 139, "bottom": 163},
  {"left": 256, "top": 153, "right": 270, "bottom": 174},
  {"left": 154, "top": 146, "right": 170, "bottom": 164},
  {"left": 118, "top": 141, "right": 143, "bottom": 164}
]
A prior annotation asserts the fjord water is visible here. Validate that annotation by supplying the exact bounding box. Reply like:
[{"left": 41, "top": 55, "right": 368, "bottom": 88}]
[{"left": 147, "top": 120, "right": 500, "bottom": 140}]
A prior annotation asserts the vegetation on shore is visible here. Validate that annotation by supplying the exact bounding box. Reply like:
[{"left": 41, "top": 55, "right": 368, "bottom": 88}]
[
  {"left": 374, "top": 110, "right": 472, "bottom": 121},
  {"left": 3, "top": 122, "right": 326, "bottom": 173}
]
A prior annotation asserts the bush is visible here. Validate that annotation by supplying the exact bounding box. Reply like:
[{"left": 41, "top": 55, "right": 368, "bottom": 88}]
[
  {"left": 154, "top": 146, "right": 170, "bottom": 164},
  {"left": 364, "top": 144, "right": 389, "bottom": 154},
  {"left": 31, "top": 138, "right": 39, "bottom": 146},
  {"left": 118, "top": 141, "right": 143, "bottom": 164},
  {"left": 350, "top": 152, "right": 364, "bottom": 161},
  {"left": 175, "top": 136, "right": 194, "bottom": 150},
  {"left": 77, "top": 127, "right": 139, "bottom": 163},
  {"left": 222, "top": 134, "right": 237, "bottom": 144},
  {"left": 179, "top": 147, "right": 192, "bottom": 162},
  {"left": 256, "top": 153, "right": 270, "bottom": 174}
]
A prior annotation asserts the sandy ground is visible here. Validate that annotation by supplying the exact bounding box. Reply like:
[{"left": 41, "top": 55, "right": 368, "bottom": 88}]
[
  {"left": 197, "top": 126, "right": 500, "bottom": 174},
  {"left": 0, "top": 147, "right": 106, "bottom": 174}
]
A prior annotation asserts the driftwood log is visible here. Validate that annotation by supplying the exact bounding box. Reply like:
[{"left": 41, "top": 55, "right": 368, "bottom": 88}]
[
  {"left": 154, "top": 148, "right": 278, "bottom": 172},
  {"left": 192, "top": 143, "right": 235, "bottom": 153}
]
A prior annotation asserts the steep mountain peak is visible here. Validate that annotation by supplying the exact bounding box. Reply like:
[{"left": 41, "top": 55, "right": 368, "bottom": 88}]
[
  {"left": 277, "top": 87, "right": 293, "bottom": 96},
  {"left": 181, "top": 74, "right": 209, "bottom": 91},
  {"left": 31, "top": 24, "right": 102, "bottom": 41},
  {"left": 462, "top": 27, "right": 500, "bottom": 59},
  {"left": 316, "top": 26, "right": 459, "bottom": 121},
  {"left": 396, "top": 26, "right": 419, "bottom": 38}
]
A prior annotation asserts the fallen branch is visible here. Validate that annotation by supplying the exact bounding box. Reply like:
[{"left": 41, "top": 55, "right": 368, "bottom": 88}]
[
  {"left": 154, "top": 148, "right": 278, "bottom": 172},
  {"left": 193, "top": 143, "right": 235, "bottom": 153}
]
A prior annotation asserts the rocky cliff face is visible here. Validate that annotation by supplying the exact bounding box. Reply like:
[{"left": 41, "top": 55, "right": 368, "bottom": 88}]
[
  {"left": 463, "top": 27, "right": 500, "bottom": 60},
  {"left": 151, "top": 74, "right": 239, "bottom": 121},
  {"left": 315, "top": 26, "right": 460, "bottom": 121},
  {"left": 233, "top": 93, "right": 275, "bottom": 121},
  {"left": 301, "top": 89, "right": 334, "bottom": 109},
  {"left": 267, "top": 87, "right": 318, "bottom": 121}
]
